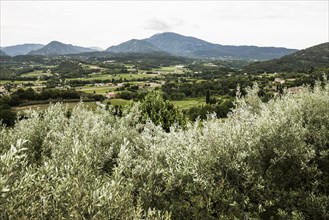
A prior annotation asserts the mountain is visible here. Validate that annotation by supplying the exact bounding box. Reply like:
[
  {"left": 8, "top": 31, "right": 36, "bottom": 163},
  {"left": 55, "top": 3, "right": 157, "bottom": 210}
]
[
  {"left": 144, "top": 32, "right": 297, "bottom": 60},
  {"left": 244, "top": 42, "right": 329, "bottom": 73},
  {"left": 145, "top": 32, "right": 217, "bottom": 57},
  {"left": 106, "top": 39, "right": 160, "bottom": 53},
  {"left": 2, "top": 43, "right": 44, "bottom": 56},
  {"left": 28, "top": 41, "right": 96, "bottom": 55},
  {"left": 105, "top": 32, "right": 297, "bottom": 60},
  {"left": 0, "top": 50, "right": 10, "bottom": 57}
]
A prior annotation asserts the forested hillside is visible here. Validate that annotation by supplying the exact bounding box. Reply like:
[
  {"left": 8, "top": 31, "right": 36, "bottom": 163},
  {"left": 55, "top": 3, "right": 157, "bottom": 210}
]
[
  {"left": 1, "top": 81, "right": 328, "bottom": 219},
  {"left": 0, "top": 50, "right": 10, "bottom": 57},
  {"left": 244, "top": 42, "right": 329, "bottom": 73}
]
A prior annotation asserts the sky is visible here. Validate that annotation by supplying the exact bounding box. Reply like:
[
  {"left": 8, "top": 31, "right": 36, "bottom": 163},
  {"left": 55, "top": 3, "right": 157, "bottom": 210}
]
[{"left": 0, "top": 0, "right": 328, "bottom": 50}]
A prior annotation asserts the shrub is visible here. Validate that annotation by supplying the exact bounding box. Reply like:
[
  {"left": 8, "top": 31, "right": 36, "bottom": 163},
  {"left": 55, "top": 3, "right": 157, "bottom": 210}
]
[
  {"left": 140, "top": 91, "right": 187, "bottom": 132},
  {"left": 1, "top": 81, "right": 328, "bottom": 219}
]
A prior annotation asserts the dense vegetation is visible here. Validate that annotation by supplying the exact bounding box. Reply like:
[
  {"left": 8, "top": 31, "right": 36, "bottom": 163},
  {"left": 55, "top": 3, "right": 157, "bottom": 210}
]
[
  {"left": 1, "top": 81, "right": 328, "bottom": 219},
  {"left": 244, "top": 42, "right": 329, "bottom": 73},
  {"left": 52, "top": 61, "right": 97, "bottom": 78}
]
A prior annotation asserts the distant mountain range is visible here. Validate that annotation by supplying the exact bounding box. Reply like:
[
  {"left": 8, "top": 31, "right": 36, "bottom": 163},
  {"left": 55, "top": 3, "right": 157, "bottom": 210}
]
[
  {"left": 1, "top": 43, "right": 44, "bottom": 56},
  {"left": 0, "top": 50, "right": 10, "bottom": 57},
  {"left": 244, "top": 42, "right": 329, "bottom": 73},
  {"left": 0, "top": 32, "right": 299, "bottom": 60},
  {"left": 106, "top": 32, "right": 297, "bottom": 60},
  {"left": 28, "top": 41, "right": 96, "bottom": 55}
]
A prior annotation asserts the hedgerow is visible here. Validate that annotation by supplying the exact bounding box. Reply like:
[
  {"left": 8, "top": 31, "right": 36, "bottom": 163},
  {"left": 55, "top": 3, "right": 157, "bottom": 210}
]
[{"left": 1, "top": 81, "right": 328, "bottom": 219}]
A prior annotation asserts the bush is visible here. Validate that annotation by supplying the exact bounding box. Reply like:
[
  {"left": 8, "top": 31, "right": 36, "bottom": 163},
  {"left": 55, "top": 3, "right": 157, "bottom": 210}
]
[
  {"left": 1, "top": 81, "right": 328, "bottom": 219},
  {"left": 0, "top": 98, "right": 16, "bottom": 126},
  {"left": 0, "top": 108, "right": 16, "bottom": 127},
  {"left": 140, "top": 91, "right": 187, "bottom": 132}
]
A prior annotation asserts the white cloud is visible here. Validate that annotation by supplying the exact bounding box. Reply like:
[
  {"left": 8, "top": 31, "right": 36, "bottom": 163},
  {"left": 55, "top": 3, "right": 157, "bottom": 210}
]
[
  {"left": 144, "top": 17, "right": 185, "bottom": 32},
  {"left": 145, "top": 18, "right": 171, "bottom": 31}
]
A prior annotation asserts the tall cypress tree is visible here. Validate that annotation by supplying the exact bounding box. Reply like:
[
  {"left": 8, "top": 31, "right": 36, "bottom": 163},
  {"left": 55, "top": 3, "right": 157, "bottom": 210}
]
[{"left": 206, "top": 89, "right": 210, "bottom": 104}]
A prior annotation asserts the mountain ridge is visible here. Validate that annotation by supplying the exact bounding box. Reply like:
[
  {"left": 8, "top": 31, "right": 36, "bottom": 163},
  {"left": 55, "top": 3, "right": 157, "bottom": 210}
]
[
  {"left": 28, "top": 41, "right": 97, "bottom": 55},
  {"left": 243, "top": 42, "right": 329, "bottom": 73},
  {"left": 107, "top": 32, "right": 297, "bottom": 60},
  {"left": 0, "top": 50, "right": 10, "bottom": 57},
  {"left": 106, "top": 39, "right": 161, "bottom": 53},
  {"left": 1, "top": 43, "right": 45, "bottom": 56},
  {"left": 2, "top": 32, "right": 299, "bottom": 60}
]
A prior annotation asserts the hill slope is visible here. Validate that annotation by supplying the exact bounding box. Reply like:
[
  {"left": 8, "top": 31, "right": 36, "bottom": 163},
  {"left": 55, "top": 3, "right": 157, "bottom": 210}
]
[
  {"left": 2, "top": 44, "right": 44, "bottom": 56},
  {"left": 244, "top": 42, "right": 329, "bottom": 73},
  {"left": 107, "top": 32, "right": 297, "bottom": 60},
  {"left": 0, "top": 50, "right": 10, "bottom": 57},
  {"left": 106, "top": 39, "right": 160, "bottom": 53},
  {"left": 144, "top": 32, "right": 297, "bottom": 60},
  {"left": 28, "top": 41, "right": 96, "bottom": 55}
]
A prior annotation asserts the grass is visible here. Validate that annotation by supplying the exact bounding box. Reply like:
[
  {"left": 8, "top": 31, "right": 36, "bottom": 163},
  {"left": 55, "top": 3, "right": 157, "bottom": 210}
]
[
  {"left": 115, "top": 73, "right": 158, "bottom": 80},
  {"left": 152, "top": 66, "right": 175, "bottom": 73},
  {"left": 67, "top": 73, "right": 159, "bottom": 82},
  {"left": 12, "top": 96, "right": 206, "bottom": 113},
  {"left": 20, "top": 70, "right": 50, "bottom": 77},
  {"left": 105, "top": 99, "right": 131, "bottom": 106},
  {"left": 81, "top": 64, "right": 106, "bottom": 70},
  {"left": 68, "top": 74, "right": 111, "bottom": 81},
  {"left": 12, "top": 101, "right": 98, "bottom": 112},
  {"left": 152, "top": 66, "right": 186, "bottom": 74},
  {"left": 104, "top": 97, "right": 206, "bottom": 109},
  {"left": 0, "top": 80, "right": 46, "bottom": 85},
  {"left": 76, "top": 85, "right": 116, "bottom": 94},
  {"left": 173, "top": 98, "right": 206, "bottom": 110}
]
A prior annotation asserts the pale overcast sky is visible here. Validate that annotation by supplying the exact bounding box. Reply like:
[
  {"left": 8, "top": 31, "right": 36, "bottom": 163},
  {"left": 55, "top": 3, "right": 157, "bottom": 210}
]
[{"left": 0, "top": 1, "right": 328, "bottom": 49}]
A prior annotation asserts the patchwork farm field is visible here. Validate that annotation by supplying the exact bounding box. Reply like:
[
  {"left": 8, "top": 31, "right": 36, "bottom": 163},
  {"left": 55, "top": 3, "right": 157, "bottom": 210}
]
[
  {"left": 76, "top": 85, "right": 117, "bottom": 94},
  {"left": 20, "top": 70, "right": 51, "bottom": 77},
  {"left": 173, "top": 98, "right": 206, "bottom": 109},
  {"left": 67, "top": 73, "right": 160, "bottom": 81},
  {"left": 12, "top": 101, "right": 98, "bottom": 112}
]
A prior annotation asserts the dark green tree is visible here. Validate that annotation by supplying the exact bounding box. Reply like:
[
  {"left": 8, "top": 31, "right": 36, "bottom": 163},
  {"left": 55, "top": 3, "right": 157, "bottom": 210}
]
[
  {"left": 0, "top": 98, "right": 16, "bottom": 126},
  {"left": 206, "top": 89, "right": 210, "bottom": 104},
  {"left": 140, "top": 91, "right": 186, "bottom": 132}
]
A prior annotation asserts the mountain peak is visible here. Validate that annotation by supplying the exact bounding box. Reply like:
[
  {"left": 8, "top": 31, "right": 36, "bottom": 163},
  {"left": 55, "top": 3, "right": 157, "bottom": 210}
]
[
  {"left": 48, "top": 40, "right": 64, "bottom": 45},
  {"left": 106, "top": 39, "right": 160, "bottom": 53},
  {"left": 104, "top": 32, "right": 297, "bottom": 59},
  {"left": 152, "top": 32, "right": 185, "bottom": 36},
  {"left": 28, "top": 41, "right": 96, "bottom": 56},
  {"left": 149, "top": 32, "right": 197, "bottom": 40},
  {"left": 143, "top": 32, "right": 297, "bottom": 59}
]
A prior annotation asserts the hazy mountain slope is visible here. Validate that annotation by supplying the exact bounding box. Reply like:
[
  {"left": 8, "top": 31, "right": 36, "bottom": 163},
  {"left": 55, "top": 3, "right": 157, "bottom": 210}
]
[
  {"left": 0, "top": 50, "right": 10, "bottom": 57},
  {"left": 7, "top": 32, "right": 298, "bottom": 59},
  {"left": 145, "top": 32, "right": 215, "bottom": 57},
  {"left": 145, "top": 32, "right": 297, "bottom": 60},
  {"left": 2, "top": 44, "right": 44, "bottom": 56},
  {"left": 28, "top": 41, "right": 96, "bottom": 55},
  {"left": 244, "top": 42, "right": 329, "bottom": 73},
  {"left": 106, "top": 39, "right": 160, "bottom": 53}
]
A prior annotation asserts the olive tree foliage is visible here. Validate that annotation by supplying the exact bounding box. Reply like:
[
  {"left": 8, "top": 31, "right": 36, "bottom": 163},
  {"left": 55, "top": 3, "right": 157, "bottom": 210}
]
[{"left": 1, "top": 81, "right": 329, "bottom": 219}]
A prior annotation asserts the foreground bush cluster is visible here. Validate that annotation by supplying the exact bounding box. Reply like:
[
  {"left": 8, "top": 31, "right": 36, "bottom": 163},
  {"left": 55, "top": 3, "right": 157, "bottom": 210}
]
[{"left": 1, "top": 81, "right": 328, "bottom": 219}]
